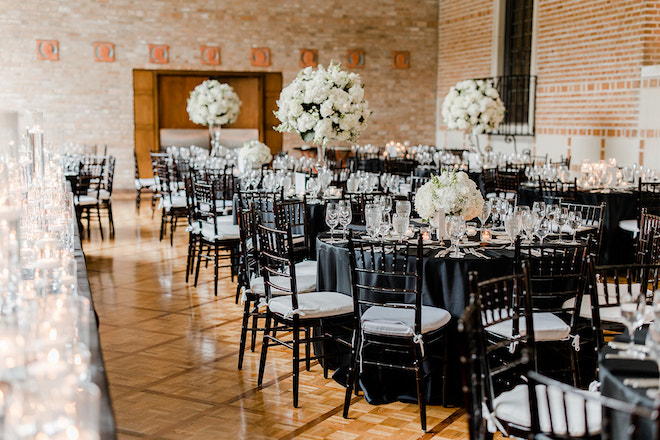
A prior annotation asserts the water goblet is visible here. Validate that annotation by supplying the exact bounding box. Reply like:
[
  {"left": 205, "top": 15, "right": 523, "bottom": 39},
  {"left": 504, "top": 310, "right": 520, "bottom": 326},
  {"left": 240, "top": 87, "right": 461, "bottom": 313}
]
[
  {"left": 396, "top": 200, "right": 411, "bottom": 218},
  {"left": 365, "top": 205, "right": 382, "bottom": 240},
  {"left": 325, "top": 202, "right": 339, "bottom": 243},
  {"left": 379, "top": 212, "right": 392, "bottom": 244},
  {"left": 532, "top": 201, "right": 546, "bottom": 218},
  {"left": 478, "top": 200, "right": 492, "bottom": 233},
  {"left": 392, "top": 213, "right": 409, "bottom": 243},
  {"left": 504, "top": 213, "right": 523, "bottom": 249},
  {"left": 448, "top": 216, "right": 466, "bottom": 258}
]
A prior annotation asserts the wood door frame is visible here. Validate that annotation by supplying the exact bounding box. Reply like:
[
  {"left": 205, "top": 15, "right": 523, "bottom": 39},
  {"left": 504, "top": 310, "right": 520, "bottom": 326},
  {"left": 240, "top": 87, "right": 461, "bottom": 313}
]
[{"left": 133, "top": 69, "right": 282, "bottom": 177}]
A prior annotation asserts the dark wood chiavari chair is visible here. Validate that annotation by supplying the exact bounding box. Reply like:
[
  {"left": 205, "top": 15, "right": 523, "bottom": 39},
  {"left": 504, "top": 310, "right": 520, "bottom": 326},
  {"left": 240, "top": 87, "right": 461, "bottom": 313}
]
[{"left": 344, "top": 235, "right": 450, "bottom": 431}]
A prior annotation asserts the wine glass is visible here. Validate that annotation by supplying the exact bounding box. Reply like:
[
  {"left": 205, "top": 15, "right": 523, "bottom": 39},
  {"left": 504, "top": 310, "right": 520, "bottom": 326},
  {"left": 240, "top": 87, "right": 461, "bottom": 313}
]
[
  {"left": 325, "top": 202, "right": 339, "bottom": 243},
  {"left": 545, "top": 204, "right": 558, "bottom": 236},
  {"left": 555, "top": 207, "right": 568, "bottom": 243},
  {"left": 532, "top": 201, "right": 546, "bottom": 218},
  {"left": 448, "top": 216, "right": 466, "bottom": 258},
  {"left": 392, "top": 213, "right": 409, "bottom": 243},
  {"left": 338, "top": 200, "right": 352, "bottom": 240},
  {"left": 504, "top": 213, "right": 522, "bottom": 249},
  {"left": 567, "top": 211, "right": 582, "bottom": 244},
  {"left": 378, "top": 212, "right": 392, "bottom": 244},
  {"left": 396, "top": 200, "right": 411, "bottom": 218},
  {"left": 478, "top": 200, "right": 491, "bottom": 233},
  {"left": 619, "top": 288, "right": 647, "bottom": 356},
  {"left": 522, "top": 210, "right": 539, "bottom": 243},
  {"left": 535, "top": 217, "right": 550, "bottom": 245}
]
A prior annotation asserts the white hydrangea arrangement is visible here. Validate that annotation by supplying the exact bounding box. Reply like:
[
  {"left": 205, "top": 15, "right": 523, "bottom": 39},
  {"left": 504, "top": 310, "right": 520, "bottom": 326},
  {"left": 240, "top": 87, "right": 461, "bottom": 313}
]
[
  {"left": 441, "top": 79, "right": 505, "bottom": 133},
  {"left": 186, "top": 80, "right": 242, "bottom": 126},
  {"left": 274, "top": 63, "right": 370, "bottom": 145},
  {"left": 414, "top": 171, "right": 484, "bottom": 220},
  {"left": 238, "top": 140, "right": 272, "bottom": 166}
]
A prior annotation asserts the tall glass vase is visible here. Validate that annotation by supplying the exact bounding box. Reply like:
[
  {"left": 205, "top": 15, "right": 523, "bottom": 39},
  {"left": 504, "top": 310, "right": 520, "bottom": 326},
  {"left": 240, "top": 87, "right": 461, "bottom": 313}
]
[{"left": 209, "top": 123, "right": 222, "bottom": 150}]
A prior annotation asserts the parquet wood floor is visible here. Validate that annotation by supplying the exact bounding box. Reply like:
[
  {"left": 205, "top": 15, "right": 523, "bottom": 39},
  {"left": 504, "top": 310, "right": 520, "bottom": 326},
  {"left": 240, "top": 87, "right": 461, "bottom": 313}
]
[{"left": 83, "top": 194, "right": 473, "bottom": 440}]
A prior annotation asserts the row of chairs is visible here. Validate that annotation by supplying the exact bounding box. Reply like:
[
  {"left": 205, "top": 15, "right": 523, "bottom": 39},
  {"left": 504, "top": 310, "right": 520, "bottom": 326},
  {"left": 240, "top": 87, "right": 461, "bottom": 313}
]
[{"left": 72, "top": 154, "right": 116, "bottom": 239}]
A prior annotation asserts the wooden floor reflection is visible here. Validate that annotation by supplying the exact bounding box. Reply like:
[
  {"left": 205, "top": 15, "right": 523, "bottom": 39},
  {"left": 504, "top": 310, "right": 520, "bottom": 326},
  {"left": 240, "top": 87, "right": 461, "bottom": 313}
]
[{"left": 84, "top": 194, "right": 471, "bottom": 440}]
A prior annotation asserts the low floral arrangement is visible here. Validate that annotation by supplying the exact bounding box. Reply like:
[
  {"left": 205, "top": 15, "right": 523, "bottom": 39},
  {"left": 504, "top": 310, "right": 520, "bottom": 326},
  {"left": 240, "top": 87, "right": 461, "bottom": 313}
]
[
  {"left": 238, "top": 140, "right": 272, "bottom": 166},
  {"left": 274, "top": 63, "right": 370, "bottom": 145},
  {"left": 441, "top": 79, "right": 505, "bottom": 133},
  {"left": 414, "top": 170, "right": 484, "bottom": 220},
  {"left": 186, "top": 80, "right": 242, "bottom": 126}
]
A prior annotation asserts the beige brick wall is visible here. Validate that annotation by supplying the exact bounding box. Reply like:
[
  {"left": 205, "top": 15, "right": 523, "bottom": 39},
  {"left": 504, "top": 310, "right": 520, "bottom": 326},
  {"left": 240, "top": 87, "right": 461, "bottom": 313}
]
[{"left": 0, "top": 0, "right": 439, "bottom": 189}]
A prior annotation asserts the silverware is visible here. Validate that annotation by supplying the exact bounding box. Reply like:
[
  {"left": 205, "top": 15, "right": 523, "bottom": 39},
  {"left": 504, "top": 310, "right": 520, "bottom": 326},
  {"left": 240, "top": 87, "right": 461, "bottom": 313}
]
[{"left": 434, "top": 248, "right": 450, "bottom": 258}]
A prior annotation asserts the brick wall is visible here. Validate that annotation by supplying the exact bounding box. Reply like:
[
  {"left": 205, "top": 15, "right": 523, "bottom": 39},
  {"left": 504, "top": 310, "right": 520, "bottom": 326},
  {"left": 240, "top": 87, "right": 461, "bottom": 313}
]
[
  {"left": 0, "top": 0, "right": 439, "bottom": 189},
  {"left": 437, "top": 0, "right": 660, "bottom": 171}
]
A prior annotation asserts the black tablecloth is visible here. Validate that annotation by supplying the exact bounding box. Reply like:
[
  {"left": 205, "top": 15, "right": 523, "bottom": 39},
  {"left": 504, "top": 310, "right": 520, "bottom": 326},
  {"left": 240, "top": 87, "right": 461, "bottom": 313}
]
[
  {"left": 316, "top": 236, "right": 516, "bottom": 405},
  {"left": 519, "top": 186, "right": 637, "bottom": 265},
  {"left": 75, "top": 235, "right": 117, "bottom": 440},
  {"left": 599, "top": 346, "right": 658, "bottom": 439}
]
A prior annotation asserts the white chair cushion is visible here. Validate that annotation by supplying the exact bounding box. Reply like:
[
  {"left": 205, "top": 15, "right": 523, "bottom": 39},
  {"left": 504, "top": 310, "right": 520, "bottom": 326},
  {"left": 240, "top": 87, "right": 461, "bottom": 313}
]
[
  {"left": 563, "top": 284, "right": 654, "bottom": 323},
  {"left": 486, "top": 312, "right": 571, "bottom": 341},
  {"left": 250, "top": 274, "right": 317, "bottom": 295},
  {"left": 136, "top": 177, "right": 156, "bottom": 189},
  {"left": 268, "top": 291, "right": 353, "bottom": 319},
  {"left": 485, "top": 384, "right": 601, "bottom": 436},
  {"left": 618, "top": 218, "right": 639, "bottom": 235},
  {"left": 294, "top": 260, "right": 317, "bottom": 277},
  {"left": 200, "top": 222, "right": 240, "bottom": 240},
  {"left": 361, "top": 305, "right": 451, "bottom": 337},
  {"left": 162, "top": 195, "right": 187, "bottom": 209},
  {"left": 76, "top": 195, "right": 99, "bottom": 206}
]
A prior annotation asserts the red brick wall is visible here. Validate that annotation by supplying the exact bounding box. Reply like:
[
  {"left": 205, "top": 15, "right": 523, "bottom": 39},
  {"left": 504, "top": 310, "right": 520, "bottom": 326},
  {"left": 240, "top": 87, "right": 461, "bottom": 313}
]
[{"left": 0, "top": 0, "right": 439, "bottom": 189}]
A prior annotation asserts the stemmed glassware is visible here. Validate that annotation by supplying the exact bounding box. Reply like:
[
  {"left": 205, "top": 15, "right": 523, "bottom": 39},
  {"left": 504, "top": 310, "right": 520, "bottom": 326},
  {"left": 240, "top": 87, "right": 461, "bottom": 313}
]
[
  {"left": 447, "top": 216, "right": 466, "bottom": 258},
  {"left": 545, "top": 204, "right": 558, "bottom": 237},
  {"left": 535, "top": 217, "right": 550, "bottom": 245},
  {"left": 521, "top": 210, "right": 539, "bottom": 243},
  {"left": 378, "top": 212, "right": 392, "bottom": 244},
  {"left": 555, "top": 207, "right": 569, "bottom": 243},
  {"left": 325, "top": 202, "right": 339, "bottom": 243},
  {"left": 504, "top": 213, "right": 522, "bottom": 249},
  {"left": 619, "top": 287, "right": 647, "bottom": 357},
  {"left": 338, "top": 200, "right": 352, "bottom": 240},
  {"left": 567, "top": 211, "right": 582, "bottom": 244},
  {"left": 478, "top": 200, "right": 491, "bottom": 235},
  {"left": 392, "top": 213, "right": 409, "bottom": 243},
  {"left": 396, "top": 200, "right": 411, "bottom": 218},
  {"left": 365, "top": 204, "right": 382, "bottom": 241}
]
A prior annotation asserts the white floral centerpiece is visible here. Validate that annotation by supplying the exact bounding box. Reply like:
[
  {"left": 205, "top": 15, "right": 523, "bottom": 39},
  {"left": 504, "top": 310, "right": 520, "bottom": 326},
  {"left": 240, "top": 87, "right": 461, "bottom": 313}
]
[
  {"left": 238, "top": 140, "right": 272, "bottom": 168},
  {"left": 186, "top": 80, "right": 242, "bottom": 127},
  {"left": 414, "top": 170, "right": 484, "bottom": 221},
  {"left": 274, "top": 63, "right": 370, "bottom": 161},
  {"left": 441, "top": 79, "right": 505, "bottom": 133}
]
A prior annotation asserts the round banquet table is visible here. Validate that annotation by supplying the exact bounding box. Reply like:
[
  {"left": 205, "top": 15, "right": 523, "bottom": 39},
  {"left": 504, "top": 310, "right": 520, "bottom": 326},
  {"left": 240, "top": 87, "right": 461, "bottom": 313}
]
[
  {"left": 518, "top": 186, "right": 637, "bottom": 265},
  {"left": 316, "top": 234, "right": 516, "bottom": 405}
]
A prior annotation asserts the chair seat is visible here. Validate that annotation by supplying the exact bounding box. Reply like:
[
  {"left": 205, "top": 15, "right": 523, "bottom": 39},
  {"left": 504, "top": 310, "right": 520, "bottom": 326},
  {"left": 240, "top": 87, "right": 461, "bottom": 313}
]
[
  {"left": 485, "top": 384, "right": 601, "bottom": 436},
  {"left": 200, "top": 222, "right": 241, "bottom": 241},
  {"left": 563, "top": 291, "right": 654, "bottom": 324},
  {"left": 269, "top": 291, "right": 353, "bottom": 319},
  {"left": 162, "top": 195, "right": 187, "bottom": 210},
  {"left": 618, "top": 218, "right": 639, "bottom": 235},
  {"left": 361, "top": 305, "right": 451, "bottom": 337},
  {"left": 250, "top": 274, "right": 317, "bottom": 295},
  {"left": 486, "top": 312, "right": 571, "bottom": 341},
  {"left": 76, "top": 195, "right": 99, "bottom": 206},
  {"left": 294, "top": 260, "right": 317, "bottom": 277},
  {"left": 88, "top": 189, "right": 111, "bottom": 201}
]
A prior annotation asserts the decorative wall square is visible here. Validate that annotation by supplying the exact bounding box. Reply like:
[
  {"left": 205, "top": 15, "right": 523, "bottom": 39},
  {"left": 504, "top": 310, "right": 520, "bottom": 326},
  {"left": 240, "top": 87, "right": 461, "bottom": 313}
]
[
  {"left": 149, "top": 44, "right": 169, "bottom": 64},
  {"left": 251, "top": 47, "right": 271, "bottom": 67},
  {"left": 201, "top": 46, "right": 220, "bottom": 65},
  {"left": 346, "top": 50, "right": 365, "bottom": 68},
  {"left": 37, "top": 40, "right": 59, "bottom": 61},
  {"left": 94, "top": 42, "right": 115, "bottom": 62},
  {"left": 300, "top": 49, "right": 318, "bottom": 68},
  {"left": 392, "top": 51, "right": 410, "bottom": 69}
]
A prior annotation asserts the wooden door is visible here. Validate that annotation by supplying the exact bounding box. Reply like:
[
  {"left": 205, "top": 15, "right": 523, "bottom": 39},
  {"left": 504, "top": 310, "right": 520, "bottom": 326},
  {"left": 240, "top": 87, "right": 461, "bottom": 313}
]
[{"left": 133, "top": 70, "right": 158, "bottom": 177}]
